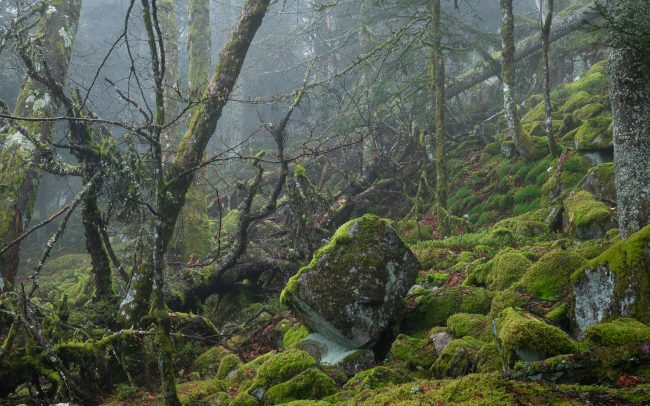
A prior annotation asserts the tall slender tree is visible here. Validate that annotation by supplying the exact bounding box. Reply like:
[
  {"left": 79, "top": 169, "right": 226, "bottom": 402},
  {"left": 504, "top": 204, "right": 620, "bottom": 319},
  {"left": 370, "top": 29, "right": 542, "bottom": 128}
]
[
  {"left": 539, "top": 0, "right": 560, "bottom": 157},
  {"left": 606, "top": 0, "right": 650, "bottom": 238},
  {"left": 499, "top": 0, "right": 531, "bottom": 159},
  {"left": 431, "top": 0, "right": 447, "bottom": 209}
]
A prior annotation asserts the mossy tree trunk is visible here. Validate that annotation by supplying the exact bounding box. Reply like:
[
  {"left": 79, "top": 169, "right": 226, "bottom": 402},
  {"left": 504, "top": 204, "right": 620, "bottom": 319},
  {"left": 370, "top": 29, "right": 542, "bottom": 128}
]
[
  {"left": 607, "top": 0, "right": 650, "bottom": 239},
  {"left": 0, "top": 0, "right": 82, "bottom": 292},
  {"left": 539, "top": 0, "right": 561, "bottom": 157},
  {"left": 160, "top": 0, "right": 180, "bottom": 163},
  {"left": 431, "top": 0, "right": 447, "bottom": 209},
  {"left": 120, "top": 0, "right": 271, "bottom": 322},
  {"left": 499, "top": 0, "right": 532, "bottom": 159},
  {"left": 175, "top": 0, "right": 213, "bottom": 262}
]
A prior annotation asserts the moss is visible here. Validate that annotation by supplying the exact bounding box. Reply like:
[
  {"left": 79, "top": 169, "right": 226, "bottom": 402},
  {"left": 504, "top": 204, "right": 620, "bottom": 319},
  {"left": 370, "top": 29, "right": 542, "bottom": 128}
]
[
  {"left": 404, "top": 286, "right": 492, "bottom": 332},
  {"left": 424, "top": 272, "right": 450, "bottom": 287},
  {"left": 495, "top": 307, "right": 579, "bottom": 368},
  {"left": 573, "top": 103, "right": 605, "bottom": 120},
  {"left": 248, "top": 349, "right": 317, "bottom": 391},
  {"left": 446, "top": 313, "right": 488, "bottom": 340},
  {"left": 485, "top": 250, "right": 532, "bottom": 291},
  {"left": 476, "top": 342, "right": 502, "bottom": 373},
  {"left": 493, "top": 209, "right": 549, "bottom": 238},
  {"left": 388, "top": 334, "right": 437, "bottom": 369},
  {"left": 514, "top": 249, "right": 586, "bottom": 301},
  {"left": 546, "top": 303, "right": 569, "bottom": 325},
  {"left": 521, "top": 100, "right": 559, "bottom": 124},
  {"left": 409, "top": 246, "right": 456, "bottom": 270},
  {"left": 176, "top": 378, "right": 226, "bottom": 405},
  {"left": 393, "top": 219, "right": 434, "bottom": 244},
  {"left": 488, "top": 289, "right": 526, "bottom": 320},
  {"left": 283, "top": 324, "right": 309, "bottom": 349},
  {"left": 430, "top": 337, "right": 482, "bottom": 378},
  {"left": 574, "top": 116, "right": 613, "bottom": 150},
  {"left": 191, "top": 346, "right": 231, "bottom": 378},
  {"left": 216, "top": 353, "right": 242, "bottom": 380},
  {"left": 578, "top": 162, "right": 615, "bottom": 203},
  {"left": 265, "top": 368, "right": 336, "bottom": 404},
  {"left": 584, "top": 318, "right": 650, "bottom": 348},
  {"left": 560, "top": 90, "right": 593, "bottom": 113},
  {"left": 564, "top": 190, "right": 616, "bottom": 240},
  {"left": 230, "top": 392, "right": 259, "bottom": 405},
  {"left": 344, "top": 366, "right": 411, "bottom": 391}
]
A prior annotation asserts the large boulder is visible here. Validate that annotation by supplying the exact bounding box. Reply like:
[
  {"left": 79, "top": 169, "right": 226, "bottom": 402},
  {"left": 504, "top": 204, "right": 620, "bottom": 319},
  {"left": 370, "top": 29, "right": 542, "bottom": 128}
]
[
  {"left": 571, "top": 225, "right": 650, "bottom": 334},
  {"left": 281, "top": 214, "right": 419, "bottom": 348},
  {"left": 563, "top": 190, "right": 617, "bottom": 240}
]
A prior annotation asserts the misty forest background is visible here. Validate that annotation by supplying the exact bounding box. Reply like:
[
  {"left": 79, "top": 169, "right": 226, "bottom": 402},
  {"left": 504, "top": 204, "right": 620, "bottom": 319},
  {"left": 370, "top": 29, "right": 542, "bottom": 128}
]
[{"left": 0, "top": 0, "right": 649, "bottom": 405}]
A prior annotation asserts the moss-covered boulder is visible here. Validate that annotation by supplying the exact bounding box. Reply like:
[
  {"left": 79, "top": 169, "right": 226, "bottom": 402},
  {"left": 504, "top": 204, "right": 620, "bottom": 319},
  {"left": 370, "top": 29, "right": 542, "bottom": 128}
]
[
  {"left": 476, "top": 342, "right": 502, "bottom": 373},
  {"left": 190, "top": 347, "right": 232, "bottom": 378},
  {"left": 247, "top": 349, "right": 318, "bottom": 397},
  {"left": 283, "top": 323, "right": 310, "bottom": 349},
  {"left": 514, "top": 249, "right": 586, "bottom": 301},
  {"left": 265, "top": 368, "right": 337, "bottom": 404},
  {"left": 216, "top": 353, "right": 241, "bottom": 380},
  {"left": 281, "top": 214, "right": 419, "bottom": 348},
  {"left": 574, "top": 116, "right": 613, "bottom": 151},
  {"left": 404, "top": 286, "right": 492, "bottom": 332},
  {"left": 584, "top": 318, "right": 650, "bottom": 348},
  {"left": 468, "top": 249, "right": 532, "bottom": 290},
  {"left": 577, "top": 162, "right": 616, "bottom": 204},
  {"left": 388, "top": 334, "right": 437, "bottom": 369},
  {"left": 344, "top": 366, "right": 411, "bottom": 391},
  {"left": 573, "top": 103, "right": 605, "bottom": 120},
  {"left": 430, "top": 336, "right": 482, "bottom": 378},
  {"left": 446, "top": 313, "right": 488, "bottom": 340},
  {"left": 495, "top": 308, "right": 579, "bottom": 368},
  {"left": 571, "top": 225, "right": 650, "bottom": 333},
  {"left": 563, "top": 190, "right": 617, "bottom": 240}
]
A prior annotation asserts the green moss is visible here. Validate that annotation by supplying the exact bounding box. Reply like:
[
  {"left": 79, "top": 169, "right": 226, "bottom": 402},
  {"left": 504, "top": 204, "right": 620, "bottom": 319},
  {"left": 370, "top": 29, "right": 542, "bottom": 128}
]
[
  {"left": 573, "top": 103, "right": 605, "bottom": 120},
  {"left": 495, "top": 307, "right": 579, "bottom": 368},
  {"left": 191, "top": 347, "right": 231, "bottom": 378},
  {"left": 388, "top": 334, "right": 437, "bottom": 369},
  {"left": 584, "top": 318, "right": 650, "bottom": 348},
  {"left": 176, "top": 378, "right": 226, "bottom": 405},
  {"left": 430, "top": 337, "right": 482, "bottom": 378},
  {"left": 493, "top": 210, "right": 549, "bottom": 238},
  {"left": 230, "top": 392, "right": 259, "bottom": 405},
  {"left": 476, "top": 342, "right": 502, "bottom": 373},
  {"left": 488, "top": 289, "right": 526, "bottom": 320},
  {"left": 560, "top": 90, "right": 593, "bottom": 113},
  {"left": 564, "top": 190, "right": 616, "bottom": 240},
  {"left": 404, "top": 286, "right": 492, "bottom": 332},
  {"left": 283, "top": 324, "right": 309, "bottom": 349},
  {"left": 216, "top": 353, "right": 242, "bottom": 380},
  {"left": 266, "top": 368, "right": 336, "bottom": 404},
  {"left": 410, "top": 247, "right": 456, "bottom": 270},
  {"left": 486, "top": 250, "right": 532, "bottom": 291},
  {"left": 248, "top": 349, "right": 317, "bottom": 391},
  {"left": 546, "top": 303, "right": 569, "bottom": 325},
  {"left": 446, "top": 313, "right": 488, "bottom": 340},
  {"left": 521, "top": 100, "right": 559, "bottom": 124},
  {"left": 344, "top": 366, "right": 411, "bottom": 391},
  {"left": 574, "top": 116, "right": 613, "bottom": 150},
  {"left": 515, "top": 249, "right": 586, "bottom": 301},
  {"left": 392, "top": 218, "right": 434, "bottom": 244}
]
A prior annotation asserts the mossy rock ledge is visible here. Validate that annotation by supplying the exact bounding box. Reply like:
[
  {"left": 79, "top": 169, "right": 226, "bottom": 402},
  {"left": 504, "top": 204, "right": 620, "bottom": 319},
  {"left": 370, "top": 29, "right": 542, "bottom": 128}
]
[
  {"left": 571, "top": 224, "right": 650, "bottom": 334},
  {"left": 281, "top": 214, "right": 419, "bottom": 348}
]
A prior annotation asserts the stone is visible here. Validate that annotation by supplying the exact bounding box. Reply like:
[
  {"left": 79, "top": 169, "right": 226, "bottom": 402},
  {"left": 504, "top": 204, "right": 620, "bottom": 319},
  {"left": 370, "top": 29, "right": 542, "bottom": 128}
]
[
  {"left": 563, "top": 190, "right": 617, "bottom": 240},
  {"left": 429, "top": 331, "right": 453, "bottom": 354},
  {"left": 281, "top": 214, "right": 419, "bottom": 348},
  {"left": 294, "top": 333, "right": 375, "bottom": 376},
  {"left": 571, "top": 225, "right": 650, "bottom": 334},
  {"left": 577, "top": 163, "right": 616, "bottom": 204}
]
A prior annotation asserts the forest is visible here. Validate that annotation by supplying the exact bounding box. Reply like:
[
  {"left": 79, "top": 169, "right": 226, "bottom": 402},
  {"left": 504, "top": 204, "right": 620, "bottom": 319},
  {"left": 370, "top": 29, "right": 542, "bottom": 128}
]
[{"left": 0, "top": 0, "right": 649, "bottom": 404}]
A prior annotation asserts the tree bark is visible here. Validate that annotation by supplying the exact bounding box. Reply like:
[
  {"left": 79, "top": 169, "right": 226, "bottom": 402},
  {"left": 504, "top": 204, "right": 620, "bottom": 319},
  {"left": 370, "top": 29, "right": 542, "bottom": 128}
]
[
  {"left": 176, "top": 0, "right": 213, "bottom": 262},
  {"left": 608, "top": 0, "right": 650, "bottom": 239},
  {"left": 0, "top": 0, "right": 82, "bottom": 292},
  {"left": 431, "top": 0, "right": 447, "bottom": 209},
  {"left": 540, "top": 0, "right": 561, "bottom": 157},
  {"left": 499, "top": 0, "right": 530, "bottom": 158}
]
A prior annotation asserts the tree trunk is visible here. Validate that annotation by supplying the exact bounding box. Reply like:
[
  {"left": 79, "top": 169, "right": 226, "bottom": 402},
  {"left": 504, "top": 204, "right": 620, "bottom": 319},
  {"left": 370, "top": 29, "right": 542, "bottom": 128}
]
[
  {"left": 0, "top": 0, "right": 82, "bottom": 292},
  {"left": 499, "top": 0, "right": 531, "bottom": 159},
  {"left": 176, "top": 0, "right": 213, "bottom": 262},
  {"left": 120, "top": 0, "right": 271, "bottom": 322},
  {"left": 540, "top": 0, "right": 561, "bottom": 157},
  {"left": 160, "top": 0, "right": 181, "bottom": 162},
  {"left": 608, "top": 1, "right": 650, "bottom": 239},
  {"left": 431, "top": 0, "right": 447, "bottom": 209}
]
